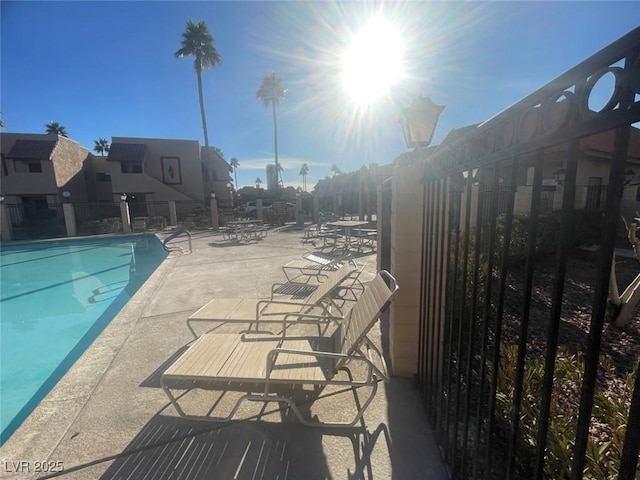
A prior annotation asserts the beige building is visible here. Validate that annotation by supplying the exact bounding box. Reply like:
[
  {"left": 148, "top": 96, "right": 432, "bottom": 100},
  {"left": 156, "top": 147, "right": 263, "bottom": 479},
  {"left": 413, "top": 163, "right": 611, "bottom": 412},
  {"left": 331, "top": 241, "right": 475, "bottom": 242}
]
[
  {"left": 0, "top": 132, "right": 91, "bottom": 212},
  {"left": 105, "top": 137, "right": 232, "bottom": 215}
]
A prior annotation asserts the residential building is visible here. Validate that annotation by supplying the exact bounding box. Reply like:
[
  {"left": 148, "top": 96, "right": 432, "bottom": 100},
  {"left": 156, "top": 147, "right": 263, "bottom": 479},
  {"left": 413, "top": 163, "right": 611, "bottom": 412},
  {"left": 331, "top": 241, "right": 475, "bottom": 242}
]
[
  {"left": 105, "top": 137, "right": 232, "bottom": 216},
  {"left": 0, "top": 132, "right": 91, "bottom": 215}
]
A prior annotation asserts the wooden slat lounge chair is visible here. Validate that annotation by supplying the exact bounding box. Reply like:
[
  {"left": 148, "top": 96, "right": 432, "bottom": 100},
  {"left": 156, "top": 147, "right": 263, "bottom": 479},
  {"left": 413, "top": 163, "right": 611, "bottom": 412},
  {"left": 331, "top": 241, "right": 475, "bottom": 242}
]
[
  {"left": 161, "top": 271, "right": 398, "bottom": 427},
  {"left": 186, "top": 261, "right": 361, "bottom": 337}
]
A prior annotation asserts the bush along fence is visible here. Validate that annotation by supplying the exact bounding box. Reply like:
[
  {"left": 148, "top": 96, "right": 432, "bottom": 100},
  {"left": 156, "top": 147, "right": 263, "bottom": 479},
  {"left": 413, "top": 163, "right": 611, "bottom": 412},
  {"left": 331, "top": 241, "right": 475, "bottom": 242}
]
[{"left": 413, "top": 28, "right": 640, "bottom": 479}]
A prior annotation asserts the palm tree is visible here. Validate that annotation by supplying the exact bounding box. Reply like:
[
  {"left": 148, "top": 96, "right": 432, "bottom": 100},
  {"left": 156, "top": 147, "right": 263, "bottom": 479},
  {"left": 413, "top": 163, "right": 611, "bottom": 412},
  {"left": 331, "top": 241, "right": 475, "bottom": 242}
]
[
  {"left": 45, "top": 121, "right": 68, "bottom": 137},
  {"left": 331, "top": 164, "right": 342, "bottom": 177},
  {"left": 230, "top": 157, "right": 239, "bottom": 186},
  {"left": 175, "top": 20, "right": 222, "bottom": 164},
  {"left": 276, "top": 162, "right": 284, "bottom": 187},
  {"left": 255, "top": 177, "right": 263, "bottom": 189},
  {"left": 299, "top": 162, "right": 309, "bottom": 191},
  {"left": 256, "top": 72, "right": 287, "bottom": 191},
  {"left": 93, "top": 138, "right": 110, "bottom": 155}
]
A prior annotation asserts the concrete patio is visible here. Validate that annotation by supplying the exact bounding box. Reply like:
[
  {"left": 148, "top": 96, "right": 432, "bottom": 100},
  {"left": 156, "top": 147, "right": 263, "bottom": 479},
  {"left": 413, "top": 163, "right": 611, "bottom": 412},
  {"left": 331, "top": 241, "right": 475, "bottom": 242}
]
[{"left": 0, "top": 227, "right": 448, "bottom": 479}]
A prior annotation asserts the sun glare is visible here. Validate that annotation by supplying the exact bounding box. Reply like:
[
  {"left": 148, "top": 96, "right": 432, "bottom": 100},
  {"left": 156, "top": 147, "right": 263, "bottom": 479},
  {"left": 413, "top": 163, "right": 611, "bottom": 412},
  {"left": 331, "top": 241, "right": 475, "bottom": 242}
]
[{"left": 341, "top": 16, "right": 405, "bottom": 107}]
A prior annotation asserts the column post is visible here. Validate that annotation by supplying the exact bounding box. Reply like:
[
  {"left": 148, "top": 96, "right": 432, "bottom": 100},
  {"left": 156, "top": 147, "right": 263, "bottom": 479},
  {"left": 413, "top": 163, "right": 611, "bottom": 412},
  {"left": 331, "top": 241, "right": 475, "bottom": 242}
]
[
  {"left": 120, "top": 195, "right": 131, "bottom": 233},
  {"left": 256, "top": 199, "right": 264, "bottom": 222},
  {"left": 210, "top": 194, "right": 219, "bottom": 231},
  {"left": 168, "top": 201, "right": 178, "bottom": 227},
  {"left": 63, "top": 203, "right": 77, "bottom": 237},
  {"left": 0, "top": 202, "right": 13, "bottom": 242}
]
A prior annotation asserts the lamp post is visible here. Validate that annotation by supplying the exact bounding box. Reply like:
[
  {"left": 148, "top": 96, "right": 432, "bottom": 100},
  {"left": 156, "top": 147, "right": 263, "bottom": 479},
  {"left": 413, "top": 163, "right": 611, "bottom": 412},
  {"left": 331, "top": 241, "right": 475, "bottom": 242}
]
[
  {"left": 119, "top": 193, "right": 131, "bottom": 233},
  {"left": 554, "top": 169, "right": 567, "bottom": 186},
  {"left": 226, "top": 182, "right": 233, "bottom": 208},
  {"left": 624, "top": 169, "right": 636, "bottom": 185},
  {"left": 210, "top": 191, "right": 219, "bottom": 231},
  {"left": 295, "top": 190, "right": 304, "bottom": 226},
  {"left": 399, "top": 95, "right": 445, "bottom": 152},
  {"left": 62, "top": 191, "right": 71, "bottom": 203}
]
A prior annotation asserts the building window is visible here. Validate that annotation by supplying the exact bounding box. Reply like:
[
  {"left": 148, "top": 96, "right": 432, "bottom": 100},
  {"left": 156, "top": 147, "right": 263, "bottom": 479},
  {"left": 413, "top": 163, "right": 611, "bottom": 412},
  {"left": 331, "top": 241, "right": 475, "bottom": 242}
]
[
  {"left": 121, "top": 163, "right": 143, "bottom": 174},
  {"left": 28, "top": 162, "right": 42, "bottom": 173},
  {"left": 95, "top": 172, "right": 111, "bottom": 182}
]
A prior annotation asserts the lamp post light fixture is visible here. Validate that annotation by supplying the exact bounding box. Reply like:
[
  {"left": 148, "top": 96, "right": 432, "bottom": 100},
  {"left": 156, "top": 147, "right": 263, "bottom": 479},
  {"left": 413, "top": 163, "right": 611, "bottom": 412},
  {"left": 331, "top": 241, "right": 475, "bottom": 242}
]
[
  {"left": 399, "top": 95, "right": 445, "bottom": 150},
  {"left": 120, "top": 193, "right": 128, "bottom": 202},
  {"left": 554, "top": 168, "right": 567, "bottom": 186},
  {"left": 624, "top": 169, "right": 636, "bottom": 185},
  {"left": 62, "top": 191, "right": 71, "bottom": 202},
  {"left": 210, "top": 191, "right": 216, "bottom": 199}
]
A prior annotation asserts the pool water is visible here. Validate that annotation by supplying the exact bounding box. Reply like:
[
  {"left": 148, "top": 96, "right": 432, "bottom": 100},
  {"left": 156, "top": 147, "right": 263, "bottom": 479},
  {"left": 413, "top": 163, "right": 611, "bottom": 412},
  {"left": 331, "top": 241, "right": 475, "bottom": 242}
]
[{"left": 0, "top": 235, "right": 167, "bottom": 444}]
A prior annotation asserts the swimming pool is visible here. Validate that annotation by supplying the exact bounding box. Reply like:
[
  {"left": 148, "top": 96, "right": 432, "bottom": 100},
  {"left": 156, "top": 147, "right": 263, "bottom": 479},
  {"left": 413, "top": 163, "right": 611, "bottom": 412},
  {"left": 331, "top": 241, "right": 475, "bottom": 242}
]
[{"left": 0, "top": 235, "right": 167, "bottom": 444}]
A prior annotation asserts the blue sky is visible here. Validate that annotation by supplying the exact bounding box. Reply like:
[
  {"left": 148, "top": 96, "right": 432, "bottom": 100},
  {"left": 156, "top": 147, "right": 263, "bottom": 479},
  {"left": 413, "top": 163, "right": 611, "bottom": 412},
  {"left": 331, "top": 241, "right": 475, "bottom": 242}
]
[{"left": 2, "top": 1, "right": 640, "bottom": 190}]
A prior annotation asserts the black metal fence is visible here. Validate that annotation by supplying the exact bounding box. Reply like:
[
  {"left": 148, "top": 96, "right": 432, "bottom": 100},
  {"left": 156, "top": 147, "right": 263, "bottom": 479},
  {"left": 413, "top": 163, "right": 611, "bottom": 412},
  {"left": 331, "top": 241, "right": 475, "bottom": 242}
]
[
  {"left": 74, "top": 202, "right": 122, "bottom": 236},
  {"left": 4, "top": 202, "right": 66, "bottom": 240},
  {"left": 586, "top": 185, "right": 608, "bottom": 210},
  {"left": 416, "top": 27, "right": 640, "bottom": 479}
]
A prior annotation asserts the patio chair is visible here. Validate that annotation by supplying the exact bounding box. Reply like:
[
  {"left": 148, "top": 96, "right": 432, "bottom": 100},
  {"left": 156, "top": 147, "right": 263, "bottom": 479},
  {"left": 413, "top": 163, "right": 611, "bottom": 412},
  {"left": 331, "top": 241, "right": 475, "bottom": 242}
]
[
  {"left": 161, "top": 270, "right": 398, "bottom": 427},
  {"left": 186, "top": 261, "right": 362, "bottom": 337}
]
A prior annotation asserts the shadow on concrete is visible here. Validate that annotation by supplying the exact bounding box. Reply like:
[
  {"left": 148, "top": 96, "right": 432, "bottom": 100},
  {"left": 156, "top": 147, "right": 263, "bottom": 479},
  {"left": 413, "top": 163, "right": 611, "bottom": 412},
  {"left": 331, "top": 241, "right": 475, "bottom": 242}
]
[
  {"left": 96, "top": 415, "right": 392, "bottom": 480},
  {"left": 207, "top": 239, "right": 264, "bottom": 248}
]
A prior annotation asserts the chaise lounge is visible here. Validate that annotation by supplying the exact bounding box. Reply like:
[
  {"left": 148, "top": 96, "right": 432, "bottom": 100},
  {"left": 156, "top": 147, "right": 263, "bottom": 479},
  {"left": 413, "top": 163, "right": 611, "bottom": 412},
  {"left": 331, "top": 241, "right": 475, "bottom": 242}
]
[
  {"left": 161, "top": 271, "right": 398, "bottom": 427},
  {"left": 186, "top": 261, "right": 362, "bottom": 336}
]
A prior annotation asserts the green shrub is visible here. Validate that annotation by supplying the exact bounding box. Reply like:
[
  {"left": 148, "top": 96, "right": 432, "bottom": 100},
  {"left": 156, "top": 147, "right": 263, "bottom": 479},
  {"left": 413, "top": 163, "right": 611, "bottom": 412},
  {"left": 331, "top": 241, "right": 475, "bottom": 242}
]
[
  {"left": 495, "top": 343, "right": 638, "bottom": 479},
  {"left": 146, "top": 216, "right": 167, "bottom": 231},
  {"left": 494, "top": 214, "right": 560, "bottom": 266},
  {"left": 78, "top": 217, "right": 122, "bottom": 235}
]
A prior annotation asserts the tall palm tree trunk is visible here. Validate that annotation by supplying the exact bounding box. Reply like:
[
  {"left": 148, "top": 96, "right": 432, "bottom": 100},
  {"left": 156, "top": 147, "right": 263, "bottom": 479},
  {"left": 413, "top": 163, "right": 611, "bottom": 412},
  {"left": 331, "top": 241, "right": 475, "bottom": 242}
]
[
  {"left": 272, "top": 103, "right": 280, "bottom": 190},
  {"left": 234, "top": 168, "right": 238, "bottom": 187},
  {"left": 197, "top": 69, "right": 210, "bottom": 150}
]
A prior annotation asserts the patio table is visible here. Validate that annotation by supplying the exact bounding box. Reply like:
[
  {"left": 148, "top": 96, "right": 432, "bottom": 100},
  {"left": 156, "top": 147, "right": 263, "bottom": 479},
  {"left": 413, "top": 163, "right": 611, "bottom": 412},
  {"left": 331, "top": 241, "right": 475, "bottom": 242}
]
[
  {"left": 326, "top": 220, "right": 369, "bottom": 252},
  {"left": 228, "top": 220, "right": 259, "bottom": 241}
]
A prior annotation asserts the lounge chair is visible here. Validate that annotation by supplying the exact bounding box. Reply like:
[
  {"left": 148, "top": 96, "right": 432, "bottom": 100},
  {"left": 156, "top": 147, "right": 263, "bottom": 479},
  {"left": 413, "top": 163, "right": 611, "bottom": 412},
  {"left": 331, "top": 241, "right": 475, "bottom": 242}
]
[
  {"left": 282, "top": 252, "right": 349, "bottom": 283},
  {"left": 161, "top": 271, "right": 398, "bottom": 427},
  {"left": 186, "top": 261, "right": 361, "bottom": 336}
]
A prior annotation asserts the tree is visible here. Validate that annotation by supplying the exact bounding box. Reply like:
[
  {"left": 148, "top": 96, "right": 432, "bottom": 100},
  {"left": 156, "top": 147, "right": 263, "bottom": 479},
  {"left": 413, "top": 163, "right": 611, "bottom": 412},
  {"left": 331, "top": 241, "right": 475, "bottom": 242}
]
[
  {"left": 255, "top": 177, "right": 263, "bottom": 189},
  {"left": 331, "top": 164, "right": 342, "bottom": 177},
  {"left": 256, "top": 72, "right": 287, "bottom": 191},
  {"left": 213, "top": 146, "right": 224, "bottom": 158},
  {"left": 93, "top": 138, "right": 110, "bottom": 155},
  {"left": 299, "top": 162, "right": 309, "bottom": 191},
  {"left": 175, "top": 20, "right": 222, "bottom": 165},
  {"left": 276, "top": 162, "right": 284, "bottom": 187},
  {"left": 229, "top": 157, "right": 239, "bottom": 186},
  {"left": 45, "top": 121, "right": 68, "bottom": 137}
]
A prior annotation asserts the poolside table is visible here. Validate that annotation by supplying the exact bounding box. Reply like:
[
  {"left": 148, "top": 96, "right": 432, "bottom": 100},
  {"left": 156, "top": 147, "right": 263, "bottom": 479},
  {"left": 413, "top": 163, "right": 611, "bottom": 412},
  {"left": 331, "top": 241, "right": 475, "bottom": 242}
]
[{"left": 326, "top": 220, "right": 369, "bottom": 252}]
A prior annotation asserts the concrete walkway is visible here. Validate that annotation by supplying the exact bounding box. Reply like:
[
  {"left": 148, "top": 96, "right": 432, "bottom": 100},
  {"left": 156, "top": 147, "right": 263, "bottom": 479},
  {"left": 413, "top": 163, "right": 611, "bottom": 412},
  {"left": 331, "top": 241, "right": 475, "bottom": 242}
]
[{"left": 0, "top": 227, "right": 448, "bottom": 479}]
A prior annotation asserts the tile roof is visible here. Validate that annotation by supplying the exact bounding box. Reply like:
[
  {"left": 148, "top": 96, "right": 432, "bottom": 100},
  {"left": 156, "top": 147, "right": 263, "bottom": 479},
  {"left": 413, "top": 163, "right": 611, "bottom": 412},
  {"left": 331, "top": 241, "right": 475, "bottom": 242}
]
[
  {"left": 107, "top": 143, "right": 147, "bottom": 162},
  {"left": 6, "top": 139, "right": 58, "bottom": 160}
]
